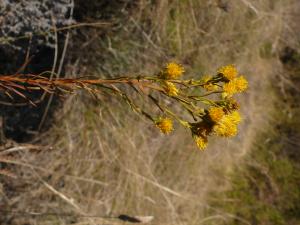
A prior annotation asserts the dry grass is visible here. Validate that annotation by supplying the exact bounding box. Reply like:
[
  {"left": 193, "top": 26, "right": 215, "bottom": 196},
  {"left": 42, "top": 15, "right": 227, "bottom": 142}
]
[{"left": 1, "top": 0, "right": 300, "bottom": 224}]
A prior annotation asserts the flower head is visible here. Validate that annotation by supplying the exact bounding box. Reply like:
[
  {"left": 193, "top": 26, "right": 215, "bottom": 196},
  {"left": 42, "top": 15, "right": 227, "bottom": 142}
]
[
  {"left": 218, "top": 64, "right": 238, "bottom": 81},
  {"left": 208, "top": 107, "right": 225, "bottom": 123},
  {"left": 223, "top": 81, "right": 237, "bottom": 96},
  {"left": 194, "top": 135, "right": 208, "bottom": 150},
  {"left": 155, "top": 117, "right": 174, "bottom": 134},
  {"left": 163, "top": 81, "right": 179, "bottom": 96},
  {"left": 213, "top": 111, "right": 241, "bottom": 137},
  {"left": 234, "top": 76, "right": 248, "bottom": 92},
  {"left": 223, "top": 76, "right": 248, "bottom": 96},
  {"left": 227, "top": 110, "right": 241, "bottom": 124},
  {"left": 162, "top": 62, "right": 185, "bottom": 79},
  {"left": 213, "top": 119, "right": 238, "bottom": 137}
]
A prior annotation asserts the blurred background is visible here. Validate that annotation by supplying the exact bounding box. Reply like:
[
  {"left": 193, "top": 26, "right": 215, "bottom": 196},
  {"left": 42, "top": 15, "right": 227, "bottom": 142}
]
[{"left": 0, "top": 0, "right": 299, "bottom": 224}]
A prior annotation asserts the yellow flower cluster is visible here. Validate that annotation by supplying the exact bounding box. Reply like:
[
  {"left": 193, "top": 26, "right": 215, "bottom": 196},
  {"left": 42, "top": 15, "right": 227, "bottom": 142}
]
[
  {"left": 191, "top": 108, "right": 242, "bottom": 150},
  {"left": 161, "top": 62, "right": 185, "bottom": 79},
  {"left": 153, "top": 62, "right": 247, "bottom": 151},
  {"left": 155, "top": 117, "right": 174, "bottom": 134},
  {"left": 218, "top": 64, "right": 238, "bottom": 81},
  {"left": 163, "top": 81, "right": 179, "bottom": 96}
]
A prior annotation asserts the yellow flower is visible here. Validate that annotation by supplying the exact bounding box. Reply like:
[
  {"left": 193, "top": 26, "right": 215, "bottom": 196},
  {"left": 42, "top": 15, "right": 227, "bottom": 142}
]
[
  {"left": 228, "top": 111, "right": 241, "bottom": 124},
  {"left": 218, "top": 64, "right": 238, "bottom": 81},
  {"left": 194, "top": 135, "right": 208, "bottom": 150},
  {"left": 223, "top": 76, "right": 248, "bottom": 96},
  {"left": 162, "top": 62, "right": 185, "bottom": 79},
  {"left": 208, "top": 107, "right": 224, "bottom": 123},
  {"left": 155, "top": 117, "right": 174, "bottom": 134},
  {"left": 202, "top": 75, "right": 218, "bottom": 91},
  {"left": 213, "top": 119, "right": 237, "bottom": 137},
  {"left": 234, "top": 76, "right": 248, "bottom": 92},
  {"left": 163, "top": 81, "right": 179, "bottom": 96},
  {"left": 213, "top": 111, "right": 241, "bottom": 137},
  {"left": 223, "top": 81, "right": 237, "bottom": 96}
]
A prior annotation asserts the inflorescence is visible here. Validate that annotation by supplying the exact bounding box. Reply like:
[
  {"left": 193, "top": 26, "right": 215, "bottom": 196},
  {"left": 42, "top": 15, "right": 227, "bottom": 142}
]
[
  {"left": 155, "top": 63, "right": 248, "bottom": 150},
  {"left": 0, "top": 63, "right": 248, "bottom": 151}
]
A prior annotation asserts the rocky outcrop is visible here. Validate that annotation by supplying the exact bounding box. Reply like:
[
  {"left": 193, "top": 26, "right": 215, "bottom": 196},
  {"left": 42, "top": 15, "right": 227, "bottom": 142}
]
[{"left": 0, "top": 0, "right": 73, "bottom": 141}]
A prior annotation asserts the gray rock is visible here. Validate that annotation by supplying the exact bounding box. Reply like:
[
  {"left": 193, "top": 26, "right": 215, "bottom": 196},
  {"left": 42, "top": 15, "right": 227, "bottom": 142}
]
[
  {"left": 0, "top": 0, "right": 73, "bottom": 142},
  {"left": 0, "top": 0, "right": 73, "bottom": 49}
]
